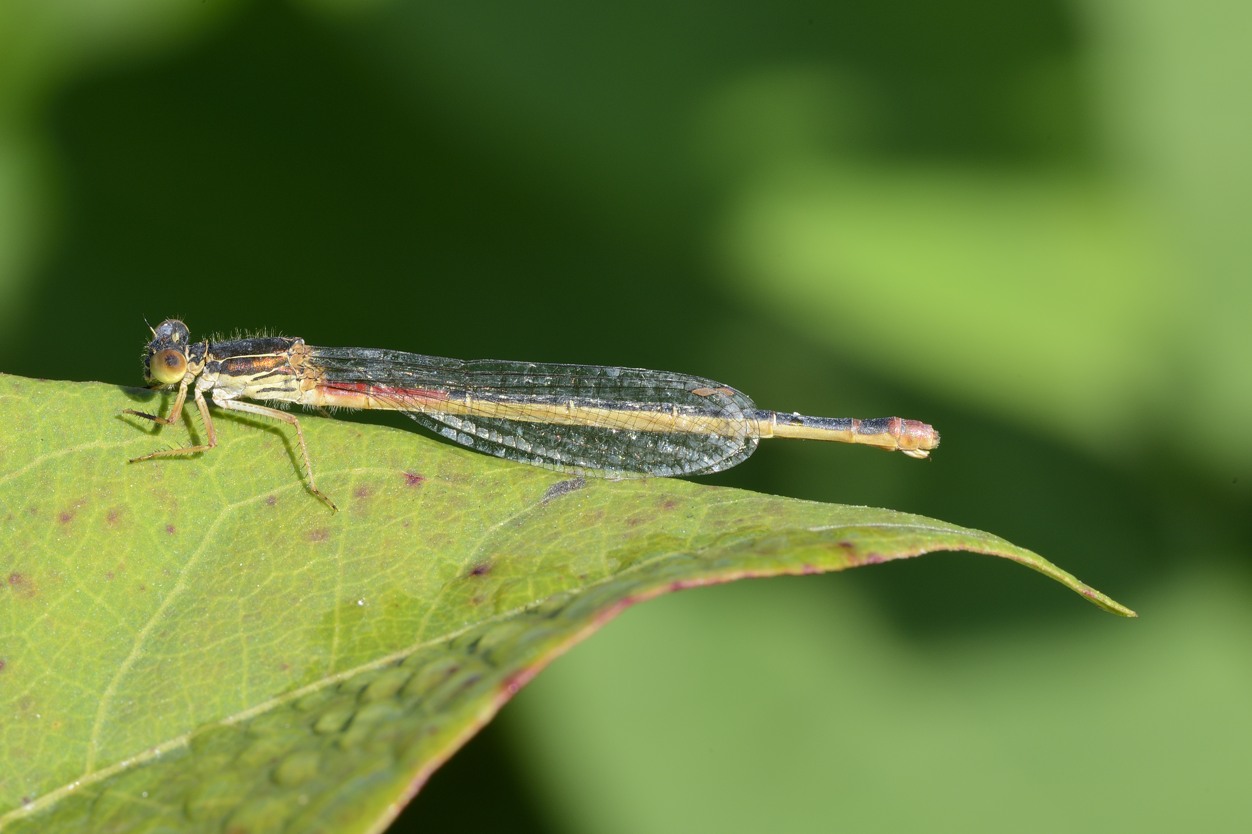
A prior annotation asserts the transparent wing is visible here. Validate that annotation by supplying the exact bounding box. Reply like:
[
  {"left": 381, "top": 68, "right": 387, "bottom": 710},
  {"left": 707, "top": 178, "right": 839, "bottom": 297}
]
[{"left": 308, "top": 346, "right": 760, "bottom": 477}]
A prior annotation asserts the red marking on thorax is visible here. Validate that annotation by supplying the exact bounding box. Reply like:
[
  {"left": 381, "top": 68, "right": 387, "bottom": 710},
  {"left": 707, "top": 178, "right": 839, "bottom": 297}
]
[{"left": 218, "top": 355, "right": 291, "bottom": 379}]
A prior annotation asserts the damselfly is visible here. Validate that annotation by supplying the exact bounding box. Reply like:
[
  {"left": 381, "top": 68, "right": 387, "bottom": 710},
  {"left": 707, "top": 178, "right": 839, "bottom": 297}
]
[{"left": 125, "top": 319, "right": 939, "bottom": 511}]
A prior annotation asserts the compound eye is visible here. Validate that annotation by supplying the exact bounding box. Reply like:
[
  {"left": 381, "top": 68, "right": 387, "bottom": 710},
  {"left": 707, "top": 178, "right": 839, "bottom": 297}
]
[{"left": 150, "top": 348, "right": 187, "bottom": 384}]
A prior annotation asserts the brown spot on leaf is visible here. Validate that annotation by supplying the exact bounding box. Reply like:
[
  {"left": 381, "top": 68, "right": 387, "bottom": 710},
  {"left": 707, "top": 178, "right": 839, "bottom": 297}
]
[
  {"left": 467, "top": 561, "right": 492, "bottom": 578},
  {"left": 106, "top": 508, "right": 122, "bottom": 525},
  {"left": 58, "top": 510, "right": 74, "bottom": 524},
  {"left": 307, "top": 528, "right": 330, "bottom": 543},
  {"left": 354, "top": 485, "right": 374, "bottom": 499},
  {"left": 165, "top": 524, "right": 176, "bottom": 535},
  {"left": 266, "top": 495, "right": 278, "bottom": 507},
  {"left": 542, "top": 477, "right": 586, "bottom": 503},
  {"left": 7, "top": 573, "right": 36, "bottom": 600},
  {"left": 403, "top": 472, "right": 425, "bottom": 487}
]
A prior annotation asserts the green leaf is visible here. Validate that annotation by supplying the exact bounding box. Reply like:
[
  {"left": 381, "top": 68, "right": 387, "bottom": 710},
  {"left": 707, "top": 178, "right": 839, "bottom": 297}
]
[{"left": 0, "top": 372, "right": 1134, "bottom": 832}]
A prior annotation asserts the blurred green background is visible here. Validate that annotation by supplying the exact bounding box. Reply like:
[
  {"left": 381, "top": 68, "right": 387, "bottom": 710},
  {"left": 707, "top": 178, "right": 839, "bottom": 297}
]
[{"left": 2, "top": 1, "right": 1248, "bottom": 831}]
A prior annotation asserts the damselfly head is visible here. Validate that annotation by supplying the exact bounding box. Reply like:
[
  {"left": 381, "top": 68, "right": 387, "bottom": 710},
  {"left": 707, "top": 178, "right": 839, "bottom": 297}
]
[{"left": 141, "top": 319, "right": 192, "bottom": 385}]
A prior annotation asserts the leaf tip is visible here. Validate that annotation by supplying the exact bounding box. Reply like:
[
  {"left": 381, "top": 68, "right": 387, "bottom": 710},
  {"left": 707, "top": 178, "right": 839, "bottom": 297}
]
[{"left": 1080, "top": 585, "right": 1137, "bottom": 617}]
